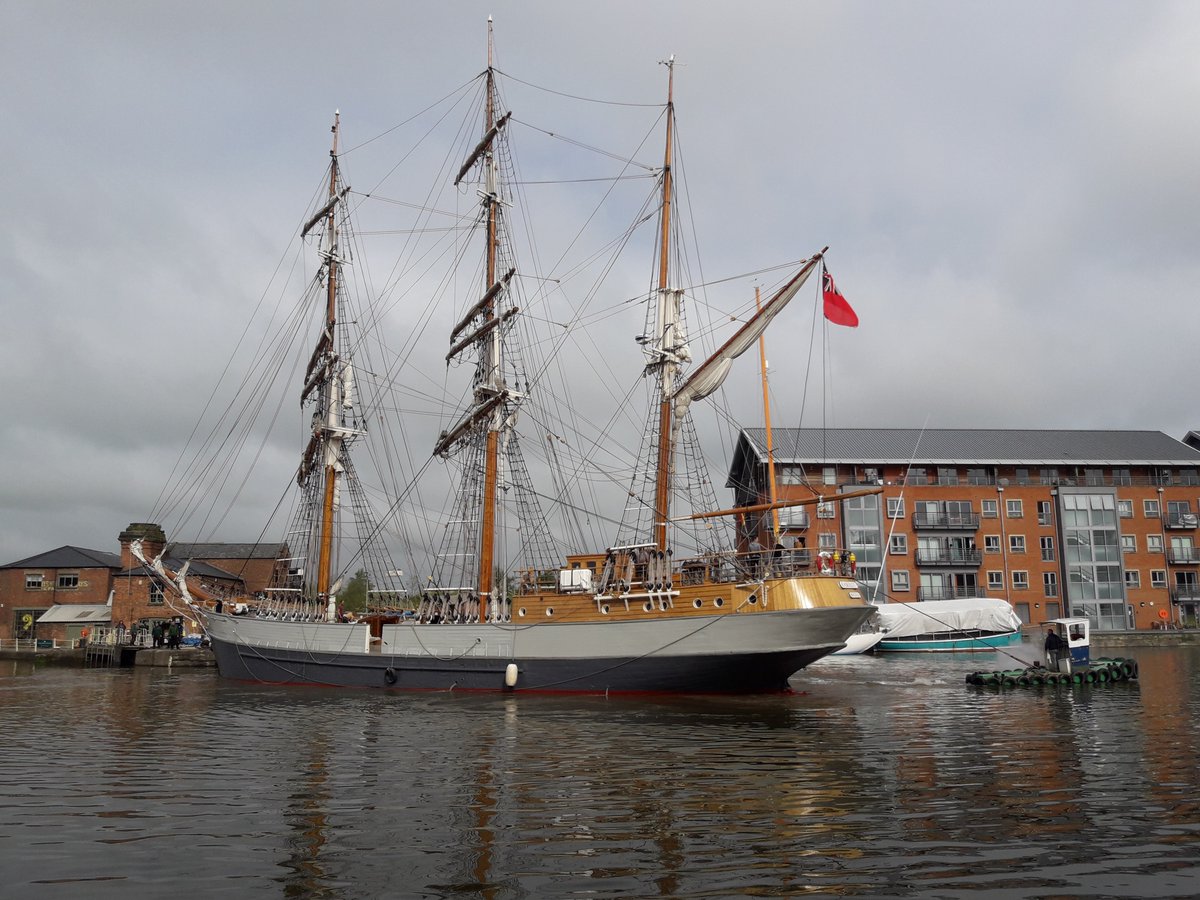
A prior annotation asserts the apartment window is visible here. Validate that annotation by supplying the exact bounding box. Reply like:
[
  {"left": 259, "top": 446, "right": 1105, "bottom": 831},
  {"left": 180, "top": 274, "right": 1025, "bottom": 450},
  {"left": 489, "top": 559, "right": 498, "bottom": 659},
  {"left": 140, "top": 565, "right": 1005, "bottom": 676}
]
[
  {"left": 1043, "top": 572, "right": 1058, "bottom": 597},
  {"left": 1121, "top": 535, "right": 1136, "bottom": 554},
  {"left": 967, "top": 468, "right": 989, "bottom": 485},
  {"left": 822, "top": 467, "right": 837, "bottom": 486},
  {"left": 1182, "top": 469, "right": 1200, "bottom": 486},
  {"left": 25, "top": 573, "right": 43, "bottom": 590},
  {"left": 937, "top": 467, "right": 959, "bottom": 486},
  {"left": 1147, "top": 534, "right": 1164, "bottom": 553},
  {"left": 909, "top": 467, "right": 927, "bottom": 485},
  {"left": 778, "top": 466, "right": 805, "bottom": 485},
  {"left": 1015, "top": 468, "right": 1031, "bottom": 485},
  {"left": 1010, "top": 535, "right": 1026, "bottom": 553},
  {"left": 1118, "top": 499, "right": 1133, "bottom": 518},
  {"left": 987, "top": 571, "right": 1004, "bottom": 590},
  {"left": 1113, "top": 469, "right": 1132, "bottom": 486},
  {"left": 980, "top": 499, "right": 997, "bottom": 518},
  {"left": 1040, "top": 468, "right": 1059, "bottom": 485},
  {"left": 886, "top": 497, "right": 905, "bottom": 519},
  {"left": 1006, "top": 499, "right": 1023, "bottom": 519},
  {"left": 57, "top": 573, "right": 79, "bottom": 589},
  {"left": 816, "top": 501, "right": 835, "bottom": 519},
  {"left": 984, "top": 535, "right": 1000, "bottom": 553},
  {"left": 1037, "top": 501, "right": 1052, "bottom": 525},
  {"left": 818, "top": 532, "right": 837, "bottom": 550},
  {"left": 1041, "top": 536, "right": 1055, "bottom": 561},
  {"left": 1125, "top": 570, "right": 1141, "bottom": 588},
  {"left": 1151, "top": 570, "right": 1167, "bottom": 588},
  {"left": 889, "top": 534, "right": 908, "bottom": 555},
  {"left": 1144, "top": 499, "right": 1160, "bottom": 518},
  {"left": 149, "top": 583, "right": 165, "bottom": 606},
  {"left": 891, "top": 570, "right": 910, "bottom": 592},
  {"left": 1084, "top": 468, "right": 1105, "bottom": 486},
  {"left": 1012, "top": 571, "right": 1029, "bottom": 590}
]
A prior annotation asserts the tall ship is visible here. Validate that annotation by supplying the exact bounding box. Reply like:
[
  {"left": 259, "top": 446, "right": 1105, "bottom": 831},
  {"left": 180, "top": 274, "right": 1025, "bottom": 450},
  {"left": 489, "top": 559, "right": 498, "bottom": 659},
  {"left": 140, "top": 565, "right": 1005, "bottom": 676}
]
[{"left": 136, "top": 24, "right": 874, "bottom": 692}]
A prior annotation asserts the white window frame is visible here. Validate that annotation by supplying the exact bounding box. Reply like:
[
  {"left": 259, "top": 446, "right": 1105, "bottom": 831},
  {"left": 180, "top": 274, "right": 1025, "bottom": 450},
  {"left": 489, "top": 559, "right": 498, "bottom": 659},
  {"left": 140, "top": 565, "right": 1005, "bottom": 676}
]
[
  {"left": 822, "top": 466, "right": 837, "bottom": 486},
  {"left": 818, "top": 532, "right": 837, "bottom": 550},
  {"left": 25, "top": 573, "right": 43, "bottom": 590},
  {"left": 1151, "top": 569, "right": 1167, "bottom": 588},
  {"left": 816, "top": 501, "right": 835, "bottom": 519},
  {"left": 1009, "top": 535, "right": 1026, "bottom": 553},
  {"left": 1012, "top": 570, "right": 1029, "bottom": 590},
  {"left": 981, "top": 499, "right": 998, "bottom": 518},
  {"left": 1006, "top": 499, "right": 1023, "bottom": 519},
  {"left": 891, "top": 570, "right": 910, "bottom": 591},
  {"left": 886, "top": 497, "right": 905, "bottom": 519},
  {"left": 1037, "top": 501, "right": 1052, "bottom": 525},
  {"left": 1117, "top": 499, "right": 1133, "bottom": 518},
  {"left": 57, "top": 573, "right": 79, "bottom": 589},
  {"left": 984, "top": 535, "right": 1000, "bottom": 554},
  {"left": 1125, "top": 570, "right": 1141, "bottom": 588},
  {"left": 1121, "top": 535, "right": 1136, "bottom": 554},
  {"left": 889, "top": 534, "right": 908, "bottom": 555},
  {"left": 1144, "top": 499, "right": 1160, "bottom": 518},
  {"left": 1043, "top": 571, "right": 1058, "bottom": 597},
  {"left": 987, "top": 570, "right": 1004, "bottom": 590},
  {"left": 1147, "top": 534, "right": 1164, "bottom": 553},
  {"left": 1040, "top": 536, "right": 1055, "bottom": 561}
]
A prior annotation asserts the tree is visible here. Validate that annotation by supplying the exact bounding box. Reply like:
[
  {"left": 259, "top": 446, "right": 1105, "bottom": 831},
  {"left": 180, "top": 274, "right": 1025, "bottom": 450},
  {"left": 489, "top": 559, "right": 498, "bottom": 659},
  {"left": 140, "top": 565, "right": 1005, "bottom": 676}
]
[{"left": 340, "top": 568, "right": 370, "bottom": 613}]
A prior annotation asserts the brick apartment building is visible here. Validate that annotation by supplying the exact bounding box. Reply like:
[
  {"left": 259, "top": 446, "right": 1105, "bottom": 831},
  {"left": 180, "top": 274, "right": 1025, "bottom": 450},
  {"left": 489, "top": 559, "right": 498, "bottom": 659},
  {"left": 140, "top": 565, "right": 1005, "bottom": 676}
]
[
  {"left": 727, "top": 428, "right": 1200, "bottom": 632},
  {"left": 0, "top": 523, "right": 287, "bottom": 642}
]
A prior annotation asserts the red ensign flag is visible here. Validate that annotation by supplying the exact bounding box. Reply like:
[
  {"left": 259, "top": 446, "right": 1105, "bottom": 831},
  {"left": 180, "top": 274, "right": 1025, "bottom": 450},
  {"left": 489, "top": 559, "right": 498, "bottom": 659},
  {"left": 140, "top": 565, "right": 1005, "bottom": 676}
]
[{"left": 822, "top": 267, "right": 859, "bottom": 327}]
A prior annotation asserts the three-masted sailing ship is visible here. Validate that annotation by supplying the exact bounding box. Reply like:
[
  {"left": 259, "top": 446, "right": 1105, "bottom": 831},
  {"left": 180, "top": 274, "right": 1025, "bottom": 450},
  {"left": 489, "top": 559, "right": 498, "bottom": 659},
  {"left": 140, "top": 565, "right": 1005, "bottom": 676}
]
[{"left": 136, "top": 26, "right": 873, "bottom": 692}]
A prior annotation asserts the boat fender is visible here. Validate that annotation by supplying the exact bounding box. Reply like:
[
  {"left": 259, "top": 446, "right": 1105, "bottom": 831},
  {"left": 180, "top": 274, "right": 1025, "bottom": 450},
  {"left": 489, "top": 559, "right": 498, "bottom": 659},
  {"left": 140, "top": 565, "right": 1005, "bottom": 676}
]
[
  {"left": 384, "top": 667, "right": 397, "bottom": 686},
  {"left": 504, "top": 663, "right": 518, "bottom": 688}
]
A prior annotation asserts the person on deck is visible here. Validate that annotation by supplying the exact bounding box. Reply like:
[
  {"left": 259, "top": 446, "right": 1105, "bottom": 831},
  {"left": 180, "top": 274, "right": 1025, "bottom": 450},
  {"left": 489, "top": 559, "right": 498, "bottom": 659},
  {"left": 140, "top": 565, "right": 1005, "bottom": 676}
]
[{"left": 1044, "top": 625, "right": 1066, "bottom": 669}]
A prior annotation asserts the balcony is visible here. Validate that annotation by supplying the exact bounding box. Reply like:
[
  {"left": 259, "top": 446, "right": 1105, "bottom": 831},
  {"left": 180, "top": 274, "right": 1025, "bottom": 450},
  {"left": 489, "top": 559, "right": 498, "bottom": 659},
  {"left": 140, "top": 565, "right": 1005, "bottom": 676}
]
[
  {"left": 1166, "top": 514, "right": 1199, "bottom": 530},
  {"left": 917, "top": 586, "right": 986, "bottom": 601},
  {"left": 1171, "top": 586, "right": 1200, "bottom": 602},
  {"left": 915, "top": 549, "right": 983, "bottom": 567},
  {"left": 777, "top": 509, "right": 811, "bottom": 530},
  {"left": 1168, "top": 549, "right": 1200, "bottom": 565},
  {"left": 911, "top": 512, "right": 980, "bottom": 531}
]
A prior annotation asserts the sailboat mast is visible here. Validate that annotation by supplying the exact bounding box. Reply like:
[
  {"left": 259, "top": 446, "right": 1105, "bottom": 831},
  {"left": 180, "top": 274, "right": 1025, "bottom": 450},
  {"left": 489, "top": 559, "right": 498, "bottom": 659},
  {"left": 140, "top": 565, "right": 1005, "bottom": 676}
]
[
  {"left": 315, "top": 112, "right": 341, "bottom": 600},
  {"left": 477, "top": 18, "right": 501, "bottom": 605},
  {"left": 651, "top": 56, "right": 676, "bottom": 552},
  {"left": 756, "top": 286, "right": 781, "bottom": 543}
]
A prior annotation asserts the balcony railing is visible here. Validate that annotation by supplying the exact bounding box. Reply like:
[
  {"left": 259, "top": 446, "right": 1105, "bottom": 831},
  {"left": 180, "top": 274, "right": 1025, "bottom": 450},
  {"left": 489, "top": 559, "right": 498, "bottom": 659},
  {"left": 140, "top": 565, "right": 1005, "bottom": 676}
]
[
  {"left": 1170, "top": 586, "right": 1200, "bottom": 602},
  {"left": 915, "top": 549, "right": 983, "bottom": 567},
  {"left": 1168, "top": 550, "right": 1200, "bottom": 565},
  {"left": 911, "top": 512, "right": 981, "bottom": 531},
  {"left": 916, "top": 586, "right": 986, "bottom": 601},
  {"left": 1166, "top": 514, "right": 1199, "bottom": 530}
]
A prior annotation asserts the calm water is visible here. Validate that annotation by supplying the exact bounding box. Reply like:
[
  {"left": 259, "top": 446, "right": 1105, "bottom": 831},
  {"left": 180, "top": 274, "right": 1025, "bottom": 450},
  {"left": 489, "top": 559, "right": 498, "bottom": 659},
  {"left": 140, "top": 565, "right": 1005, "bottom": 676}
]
[{"left": 2, "top": 647, "right": 1199, "bottom": 899}]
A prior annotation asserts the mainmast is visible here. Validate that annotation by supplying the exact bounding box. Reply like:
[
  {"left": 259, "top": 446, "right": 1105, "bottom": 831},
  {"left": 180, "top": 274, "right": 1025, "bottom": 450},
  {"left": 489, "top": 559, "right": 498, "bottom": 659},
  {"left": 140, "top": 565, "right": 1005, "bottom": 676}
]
[
  {"left": 651, "top": 56, "right": 677, "bottom": 552},
  {"left": 756, "top": 286, "right": 781, "bottom": 543},
  {"left": 315, "top": 113, "right": 342, "bottom": 601}
]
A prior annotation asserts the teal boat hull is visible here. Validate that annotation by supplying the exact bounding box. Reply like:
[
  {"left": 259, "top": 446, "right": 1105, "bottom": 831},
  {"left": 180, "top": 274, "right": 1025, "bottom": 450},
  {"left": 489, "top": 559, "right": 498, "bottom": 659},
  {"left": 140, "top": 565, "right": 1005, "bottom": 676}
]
[{"left": 876, "top": 630, "right": 1022, "bottom": 652}]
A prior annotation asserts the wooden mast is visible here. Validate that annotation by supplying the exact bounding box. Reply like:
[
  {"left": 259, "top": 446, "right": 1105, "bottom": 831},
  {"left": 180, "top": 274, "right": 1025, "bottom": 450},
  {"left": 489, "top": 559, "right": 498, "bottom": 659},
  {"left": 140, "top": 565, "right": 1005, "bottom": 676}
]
[
  {"left": 477, "top": 17, "right": 501, "bottom": 610},
  {"left": 315, "top": 112, "right": 341, "bottom": 601},
  {"left": 756, "top": 286, "right": 781, "bottom": 543},
  {"left": 651, "top": 56, "right": 676, "bottom": 553}
]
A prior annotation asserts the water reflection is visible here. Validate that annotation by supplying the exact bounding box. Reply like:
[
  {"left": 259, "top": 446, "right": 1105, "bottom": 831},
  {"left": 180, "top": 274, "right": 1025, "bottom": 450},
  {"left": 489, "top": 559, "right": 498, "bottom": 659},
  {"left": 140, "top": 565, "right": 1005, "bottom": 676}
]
[{"left": 1, "top": 650, "right": 1198, "bottom": 897}]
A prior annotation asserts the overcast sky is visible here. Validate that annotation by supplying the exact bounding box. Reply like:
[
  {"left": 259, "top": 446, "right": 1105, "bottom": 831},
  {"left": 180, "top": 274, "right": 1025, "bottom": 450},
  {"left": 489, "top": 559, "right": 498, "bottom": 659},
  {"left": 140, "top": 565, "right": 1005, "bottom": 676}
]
[{"left": 4, "top": 1, "right": 1199, "bottom": 565}]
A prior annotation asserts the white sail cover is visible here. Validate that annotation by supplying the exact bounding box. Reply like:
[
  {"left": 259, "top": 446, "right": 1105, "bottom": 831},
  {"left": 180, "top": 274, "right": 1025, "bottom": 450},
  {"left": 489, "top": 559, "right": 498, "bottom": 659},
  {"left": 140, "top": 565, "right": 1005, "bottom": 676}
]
[
  {"left": 874, "top": 598, "right": 1022, "bottom": 639},
  {"left": 672, "top": 255, "right": 820, "bottom": 418}
]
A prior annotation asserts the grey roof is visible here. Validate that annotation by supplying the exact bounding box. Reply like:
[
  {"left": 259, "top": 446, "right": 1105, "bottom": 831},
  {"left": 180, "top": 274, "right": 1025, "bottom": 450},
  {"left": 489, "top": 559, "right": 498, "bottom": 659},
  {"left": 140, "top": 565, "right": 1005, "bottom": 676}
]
[
  {"left": 165, "top": 542, "right": 285, "bottom": 560},
  {"left": 116, "top": 557, "right": 241, "bottom": 581},
  {"left": 2, "top": 545, "right": 123, "bottom": 571},
  {"left": 739, "top": 428, "right": 1200, "bottom": 466},
  {"left": 37, "top": 604, "right": 111, "bottom": 624}
]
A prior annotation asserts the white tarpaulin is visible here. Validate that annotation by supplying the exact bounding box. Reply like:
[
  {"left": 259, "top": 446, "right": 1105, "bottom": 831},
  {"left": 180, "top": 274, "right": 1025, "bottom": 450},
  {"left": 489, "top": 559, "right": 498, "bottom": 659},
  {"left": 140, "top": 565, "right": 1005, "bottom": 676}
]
[{"left": 874, "top": 598, "right": 1022, "bottom": 639}]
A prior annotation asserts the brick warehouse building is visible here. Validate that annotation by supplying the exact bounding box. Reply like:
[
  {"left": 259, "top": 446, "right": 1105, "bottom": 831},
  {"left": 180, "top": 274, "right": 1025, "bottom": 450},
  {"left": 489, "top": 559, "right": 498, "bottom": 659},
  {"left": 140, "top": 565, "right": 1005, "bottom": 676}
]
[
  {"left": 727, "top": 428, "right": 1200, "bottom": 632},
  {"left": 0, "top": 523, "right": 287, "bottom": 642}
]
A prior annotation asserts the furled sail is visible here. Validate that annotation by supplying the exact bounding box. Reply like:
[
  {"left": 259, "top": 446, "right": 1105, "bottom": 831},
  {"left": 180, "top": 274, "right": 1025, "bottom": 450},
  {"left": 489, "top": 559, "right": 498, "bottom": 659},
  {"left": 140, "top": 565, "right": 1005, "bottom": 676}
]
[{"left": 671, "top": 251, "right": 823, "bottom": 420}]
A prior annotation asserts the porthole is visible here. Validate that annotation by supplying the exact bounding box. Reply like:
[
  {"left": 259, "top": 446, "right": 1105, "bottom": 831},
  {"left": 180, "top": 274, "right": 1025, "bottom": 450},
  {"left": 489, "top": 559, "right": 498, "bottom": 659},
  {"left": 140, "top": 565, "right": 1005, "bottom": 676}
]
[
  {"left": 748, "top": 594, "right": 758, "bottom": 605},
  {"left": 601, "top": 604, "right": 610, "bottom": 615},
  {"left": 659, "top": 599, "right": 669, "bottom": 610},
  {"left": 692, "top": 598, "right": 703, "bottom": 609},
  {"left": 545, "top": 607, "right": 555, "bottom": 617},
  {"left": 714, "top": 597, "right": 725, "bottom": 608},
  {"left": 518, "top": 607, "right": 527, "bottom": 618},
  {"left": 643, "top": 601, "right": 653, "bottom": 612}
]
